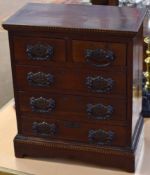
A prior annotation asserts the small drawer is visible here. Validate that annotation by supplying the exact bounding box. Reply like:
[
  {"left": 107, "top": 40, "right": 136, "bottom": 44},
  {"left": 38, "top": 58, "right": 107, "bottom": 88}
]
[
  {"left": 72, "top": 40, "right": 127, "bottom": 67},
  {"left": 13, "top": 36, "right": 66, "bottom": 65},
  {"left": 21, "top": 116, "right": 129, "bottom": 147},
  {"left": 17, "top": 91, "right": 127, "bottom": 122},
  {"left": 15, "top": 65, "right": 126, "bottom": 97}
]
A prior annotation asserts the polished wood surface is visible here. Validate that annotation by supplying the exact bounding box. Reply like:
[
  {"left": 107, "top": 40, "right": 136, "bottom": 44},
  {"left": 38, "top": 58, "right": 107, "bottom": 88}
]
[
  {"left": 2, "top": 3, "right": 146, "bottom": 172},
  {"left": 3, "top": 3, "right": 146, "bottom": 34}
]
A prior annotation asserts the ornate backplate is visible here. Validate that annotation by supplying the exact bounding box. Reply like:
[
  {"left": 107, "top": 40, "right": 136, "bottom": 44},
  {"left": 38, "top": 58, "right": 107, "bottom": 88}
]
[
  {"left": 30, "top": 97, "right": 55, "bottom": 113},
  {"left": 86, "top": 76, "right": 114, "bottom": 93},
  {"left": 87, "top": 103, "right": 113, "bottom": 120},
  {"left": 32, "top": 121, "right": 57, "bottom": 137},
  {"left": 85, "top": 48, "right": 115, "bottom": 67},
  {"left": 27, "top": 72, "right": 54, "bottom": 87},
  {"left": 88, "top": 129, "right": 115, "bottom": 146},
  {"left": 26, "top": 43, "right": 54, "bottom": 61}
]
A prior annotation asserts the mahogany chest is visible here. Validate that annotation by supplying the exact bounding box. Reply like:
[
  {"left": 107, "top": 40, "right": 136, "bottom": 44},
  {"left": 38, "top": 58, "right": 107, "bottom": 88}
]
[{"left": 2, "top": 3, "right": 146, "bottom": 172}]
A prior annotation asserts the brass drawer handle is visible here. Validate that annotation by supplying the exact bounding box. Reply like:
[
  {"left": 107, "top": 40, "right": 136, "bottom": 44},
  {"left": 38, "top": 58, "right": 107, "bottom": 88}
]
[
  {"left": 88, "top": 129, "right": 115, "bottom": 146},
  {"left": 32, "top": 122, "right": 57, "bottom": 137},
  {"left": 30, "top": 97, "right": 55, "bottom": 113},
  {"left": 26, "top": 43, "right": 54, "bottom": 61},
  {"left": 85, "top": 48, "right": 115, "bottom": 67},
  {"left": 86, "top": 76, "right": 114, "bottom": 93},
  {"left": 87, "top": 103, "right": 113, "bottom": 120},
  {"left": 27, "top": 72, "right": 54, "bottom": 87}
]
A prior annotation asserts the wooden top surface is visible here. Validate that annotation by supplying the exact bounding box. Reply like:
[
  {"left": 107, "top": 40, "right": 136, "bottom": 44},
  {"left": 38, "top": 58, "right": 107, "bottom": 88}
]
[{"left": 2, "top": 3, "right": 146, "bottom": 35}]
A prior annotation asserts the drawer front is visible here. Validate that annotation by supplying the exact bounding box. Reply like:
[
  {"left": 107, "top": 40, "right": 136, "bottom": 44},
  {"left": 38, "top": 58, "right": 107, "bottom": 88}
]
[
  {"left": 13, "top": 36, "right": 66, "bottom": 65},
  {"left": 21, "top": 116, "right": 129, "bottom": 147},
  {"left": 18, "top": 92, "right": 126, "bottom": 122},
  {"left": 15, "top": 66, "right": 126, "bottom": 96},
  {"left": 72, "top": 40, "right": 127, "bottom": 67}
]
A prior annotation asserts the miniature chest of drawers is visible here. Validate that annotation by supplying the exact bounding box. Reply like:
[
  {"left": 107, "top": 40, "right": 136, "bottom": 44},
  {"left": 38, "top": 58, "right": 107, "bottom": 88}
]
[{"left": 2, "top": 3, "right": 146, "bottom": 172}]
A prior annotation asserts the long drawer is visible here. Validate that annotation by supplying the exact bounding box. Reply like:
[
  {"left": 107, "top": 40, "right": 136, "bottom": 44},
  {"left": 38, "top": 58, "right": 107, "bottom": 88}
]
[
  {"left": 15, "top": 66, "right": 127, "bottom": 97},
  {"left": 21, "top": 116, "right": 129, "bottom": 147},
  {"left": 17, "top": 91, "right": 127, "bottom": 122}
]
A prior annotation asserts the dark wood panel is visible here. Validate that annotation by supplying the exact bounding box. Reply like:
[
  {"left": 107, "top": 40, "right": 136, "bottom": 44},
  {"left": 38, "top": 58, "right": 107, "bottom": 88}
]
[
  {"left": 13, "top": 36, "right": 66, "bottom": 65},
  {"left": 3, "top": 3, "right": 146, "bottom": 35},
  {"left": 21, "top": 116, "right": 129, "bottom": 147},
  {"left": 15, "top": 65, "right": 127, "bottom": 97},
  {"left": 72, "top": 40, "right": 127, "bottom": 66},
  {"left": 17, "top": 91, "right": 127, "bottom": 122}
]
